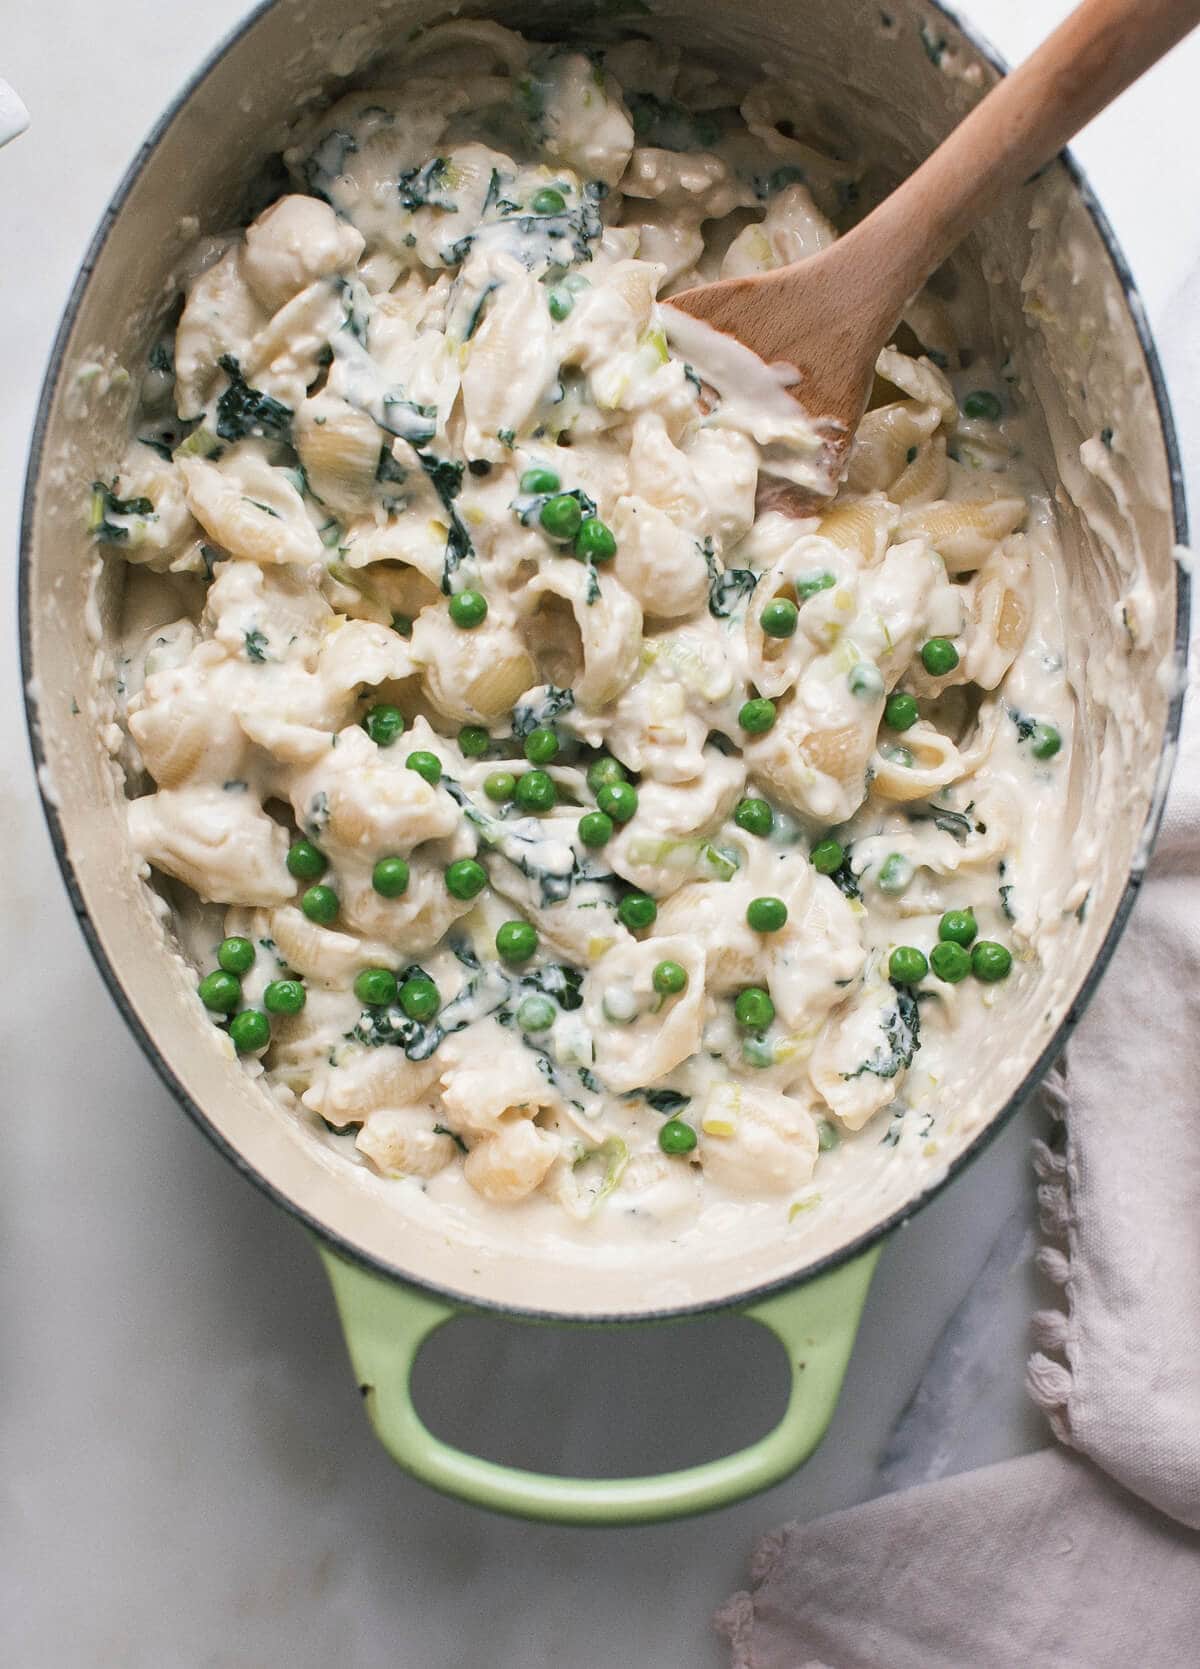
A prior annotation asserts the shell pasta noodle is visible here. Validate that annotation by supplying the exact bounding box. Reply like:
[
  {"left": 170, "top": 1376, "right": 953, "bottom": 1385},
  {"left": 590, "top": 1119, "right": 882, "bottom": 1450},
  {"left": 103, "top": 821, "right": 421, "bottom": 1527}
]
[{"left": 97, "top": 21, "right": 1076, "bottom": 1237}]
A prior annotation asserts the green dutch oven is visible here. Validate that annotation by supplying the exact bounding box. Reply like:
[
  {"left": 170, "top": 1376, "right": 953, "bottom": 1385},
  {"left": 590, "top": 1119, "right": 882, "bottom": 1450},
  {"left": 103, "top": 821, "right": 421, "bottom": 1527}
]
[{"left": 21, "top": 0, "right": 1188, "bottom": 1524}]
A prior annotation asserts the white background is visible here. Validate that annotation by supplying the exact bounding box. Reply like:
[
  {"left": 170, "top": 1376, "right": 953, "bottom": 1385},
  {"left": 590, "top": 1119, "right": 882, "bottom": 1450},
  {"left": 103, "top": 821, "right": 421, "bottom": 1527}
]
[{"left": 2, "top": 4, "right": 1196, "bottom": 1665}]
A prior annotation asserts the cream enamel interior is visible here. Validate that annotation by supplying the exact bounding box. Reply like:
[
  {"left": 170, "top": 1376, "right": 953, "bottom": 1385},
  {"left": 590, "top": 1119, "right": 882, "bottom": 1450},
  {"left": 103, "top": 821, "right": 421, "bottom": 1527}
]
[{"left": 25, "top": 0, "right": 1183, "bottom": 1316}]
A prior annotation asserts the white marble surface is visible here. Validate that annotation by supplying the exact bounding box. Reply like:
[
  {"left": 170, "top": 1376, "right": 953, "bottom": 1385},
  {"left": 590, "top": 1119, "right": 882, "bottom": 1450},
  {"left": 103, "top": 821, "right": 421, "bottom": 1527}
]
[{"left": 1, "top": 5, "right": 1195, "bottom": 1665}]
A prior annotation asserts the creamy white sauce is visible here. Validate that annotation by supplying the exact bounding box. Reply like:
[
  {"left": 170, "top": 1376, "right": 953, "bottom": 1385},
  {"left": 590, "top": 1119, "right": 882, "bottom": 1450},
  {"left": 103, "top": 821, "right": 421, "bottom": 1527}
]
[
  {"left": 661, "top": 302, "right": 840, "bottom": 496},
  {"left": 88, "top": 20, "right": 1113, "bottom": 1265}
]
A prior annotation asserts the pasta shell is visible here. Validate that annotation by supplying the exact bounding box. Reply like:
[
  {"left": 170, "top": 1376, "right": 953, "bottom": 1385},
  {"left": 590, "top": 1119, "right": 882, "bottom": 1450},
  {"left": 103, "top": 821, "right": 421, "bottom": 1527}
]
[
  {"left": 460, "top": 263, "right": 554, "bottom": 458},
  {"left": 241, "top": 195, "right": 364, "bottom": 314},
  {"left": 897, "top": 496, "right": 1027, "bottom": 573},
  {"left": 816, "top": 494, "right": 896, "bottom": 564},
  {"left": 128, "top": 685, "right": 213, "bottom": 788},
  {"left": 845, "top": 401, "right": 940, "bottom": 494},
  {"left": 889, "top": 434, "right": 949, "bottom": 506},
  {"left": 463, "top": 1122, "right": 558, "bottom": 1204},
  {"left": 179, "top": 453, "right": 323, "bottom": 566},
  {"left": 304, "top": 1049, "right": 441, "bottom": 1125},
  {"left": 809, "top": 984, "right": 907, "bottom": 1130},
  {"left": 699, "top": 1083, "right": 819, "bottom": 1195},
  {"left": 355, "top": 1106, "right": 457, "bottom": 1179},
  {"left": 871, "top": 723, "right": 963, "bottom": 801},
  {"left": 295, "top": 393, "right": 383, "bottom": 516},
  {"left": 466, "top": 648, "right": 540, "bottom": 720},
  {"left": 966, "top": 538, "right": 1033, "bottom": 687},
  {"left": 526, "top": 564, "right": 642, "bottom": 712},
  {"left": 174, "top": 245, "right": 267, "bottom": 419},
  {"left": 801, "top": 722, "right": 869, "bottom": 779},
  {"left": 440, "top": 1031, "right": 563, "bottom": 1136},
  {"left": 875, "top": 346, "right": 958, "bottom": 427},
  {"left": 127, "top": 786, "right": 293, "bottom": 907},
  {"left": 269, "top": 904, "right": 366, "bottom": 985}
]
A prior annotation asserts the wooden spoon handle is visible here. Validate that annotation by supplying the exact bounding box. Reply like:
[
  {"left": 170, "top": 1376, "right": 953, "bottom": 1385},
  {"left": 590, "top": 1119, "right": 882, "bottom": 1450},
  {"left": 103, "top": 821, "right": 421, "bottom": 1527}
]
[{"left": 840, "top": 0, "right": 1200, "bottom": 334}]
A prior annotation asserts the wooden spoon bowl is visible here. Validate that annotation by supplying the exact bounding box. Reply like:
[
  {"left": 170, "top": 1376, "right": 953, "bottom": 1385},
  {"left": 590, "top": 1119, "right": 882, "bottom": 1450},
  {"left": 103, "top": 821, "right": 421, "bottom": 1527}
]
[{"left": 665, "top": 0, "right": 1200, "bottom": 508}]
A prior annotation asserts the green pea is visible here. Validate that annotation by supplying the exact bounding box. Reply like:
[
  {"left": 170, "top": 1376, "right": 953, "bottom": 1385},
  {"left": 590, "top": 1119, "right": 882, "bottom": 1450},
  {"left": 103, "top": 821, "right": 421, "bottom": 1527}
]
[
  {"left": 230, "top": 1009, "right": 271, "bottom": 1053},
  {"left": 884, "top": 692, "right": 919, "bottom": 731},
  {"left": 849, "top": 662, "right": 884, "bottom": 700},
  {"left": 597, "top": 780, "right": 638, "bottom": 823},
  {"left": 921, "top": 637, "right": 960, "bottom": 677},
  {"left": 735, "top": 987, "right": 775, "bottom": 1031},
  {"left": 963, "top": 389, "right": 1002, "bottom": 421},
  {"left": 575, "top": 516, "right": 617, "bottom": 562},
  {"left": 741, "top": 1036, "right": 775, "bottom": 1070},
  {"left": 217, "top": 936, "right": 255, "bottom": 975},
  {"left": 449, "top": 589, "right": 488, "bottom": 629},
  {"left": 286, "top": 839, "right": 327, "bottom": 881},
  {"left": 734, "top": 797, "right": 774, "bottom": 837},
  {"left": 198, "top": 970, "right": 241, "bottom": 1013},
  {"left": 301, "top": 884, "right": 339, "bottom": 925},
  {"left": 1030, "top": 723, "right": 1061, "bottom": 760},
  {"left": 659, "top": 1118, "right": 697, "bottom": 1156},
  {"left": 406, "top": 749, "right": 442, "bottom": 786},
  {"left": 618, "top": 892, "right": 656, "bottom": 931},
  {"left": 586, "top": 755, "right": 626, "bottom": 793},
  {"left": 817, "top": 1118, "right": 840, "bottom": 1152},
  {"left": 747, "top": 895, "right": 788, "bottom": 932},
  {"left": 972, "top": 940, "right": 1012, "bottom": 982},
  {"left": 761, "top": 598, "right": 798, "bottom": 639},
  {"left": 484, "top": 770, "right": 516, "bottom": 802},
  {"left": 578, "top": 811, "right": 613, "bottom": 847},
  {"left": 889, "top": 945, "right": 928, "bottom": 984},
  {"left": 877, "top": 853, "right": 914, "bottom": 895},
  {"left": 739, "top": 697, "right": 776, "bottom": 734},
  {"left": 514, "top": 769, "right": 557, "bottom": 813},
  {"left": 938, "top": 908, "right": 977, "bottom": 947},
  {"left": 362, "top": 703, "right": 405, "bottom": 747},
  {"left": 520, "top": 467, "right": 561, "bottom": 494},
  {"left": 355, "top": 967, "right": 399, "bottom": 1007},
  {"left": 399, "top": 975, "right": 440, "bottom": 1021},
  {"left": 811, "top": 839, "right": 845, "bottom": 875},
  {"left": 930, "top": 941, "right": 971, "bottom": 983},
  {"left": 372, "top": 856, "right": 409, "bottom": 898},
  {"left": 445, "top": 858, "right": 487, "bottom": 900},
  {"left": 263, "top": 979, "right": 306, "bottom": 1015},
  {"left": 524, "top": 727, "right": 559, "bottom": 764},
  {"left": 458, "top": 724, "right": 490, "bottom": 758},
  {"left": 548, "top": 287, "right": 574, "bottom": 322},
  {"left": 653, "top": 960, "right": 688, "bottom": 996},
  {"left": 540, "top": 493, "right": 583, "bottom": 541},
  {"left": 497, "top": 920, "right": 538, "bottom": 963},
  {"left": 532, "top": 186, "right": 567, "bottom": 214},
  {"left": 391, "top": 612, "right": 414, "bottom": 638},
  {"left": 517, "top": 994, "right": 555, "bottom": 1032},
  {"left": 796, "top": 571, "right": 836, "bottom": 600}
]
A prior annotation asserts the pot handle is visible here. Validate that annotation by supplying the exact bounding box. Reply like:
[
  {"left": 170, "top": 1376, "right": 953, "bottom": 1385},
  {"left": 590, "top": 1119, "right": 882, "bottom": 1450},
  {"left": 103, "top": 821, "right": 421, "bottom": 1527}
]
[{"left": 318, "top": 1241, "right": 880, "bottom": 1526}]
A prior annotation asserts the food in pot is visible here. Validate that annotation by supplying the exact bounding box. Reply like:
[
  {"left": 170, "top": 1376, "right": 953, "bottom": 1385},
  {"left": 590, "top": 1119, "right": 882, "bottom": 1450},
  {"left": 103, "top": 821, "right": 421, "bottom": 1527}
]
[{"left": 94, "top": 21, "right": 1076, "bottom": 1226}]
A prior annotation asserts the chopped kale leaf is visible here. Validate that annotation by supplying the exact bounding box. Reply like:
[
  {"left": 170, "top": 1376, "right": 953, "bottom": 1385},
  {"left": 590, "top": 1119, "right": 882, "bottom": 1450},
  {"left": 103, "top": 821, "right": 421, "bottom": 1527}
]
[
  {"left": 512, "top": 685, "right": 575, "bottom": 736},
  {"left": 701, "top": 538, "right": 758, "bottom": 618},
  {"left": 397, "top": 156, "right": 457, "bottom": 213},
  {"left": 844, "top": 987, "right": 920, "bottom": 1081},
  {"left": 88, "top": 481, "right": 155, "bottom": 543},
  {"left": 641, "top": 1088, "right": 691, "bottom": 1114},
  {"left": 215, "top": 355, "right": 293, "bottom": 443}
]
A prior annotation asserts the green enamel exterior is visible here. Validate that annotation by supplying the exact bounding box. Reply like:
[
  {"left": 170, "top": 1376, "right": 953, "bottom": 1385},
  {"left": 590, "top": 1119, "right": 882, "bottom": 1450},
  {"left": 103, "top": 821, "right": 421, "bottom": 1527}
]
[{"left": 318, "top": 1242, "right": 881, "bottom": 1525}]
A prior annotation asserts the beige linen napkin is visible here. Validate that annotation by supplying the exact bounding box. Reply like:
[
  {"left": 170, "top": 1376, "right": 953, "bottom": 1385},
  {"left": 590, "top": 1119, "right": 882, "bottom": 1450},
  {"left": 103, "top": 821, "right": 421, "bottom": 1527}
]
[{"left": 717, "top": 664, "right": 1200, "bottom": 1667}]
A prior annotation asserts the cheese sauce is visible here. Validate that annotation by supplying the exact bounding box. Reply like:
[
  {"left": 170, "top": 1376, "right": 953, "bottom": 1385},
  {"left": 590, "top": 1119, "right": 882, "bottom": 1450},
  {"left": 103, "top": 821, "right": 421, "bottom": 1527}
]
[{"left": 94, "top": 20, "right": 1085, "bottom": 1255}]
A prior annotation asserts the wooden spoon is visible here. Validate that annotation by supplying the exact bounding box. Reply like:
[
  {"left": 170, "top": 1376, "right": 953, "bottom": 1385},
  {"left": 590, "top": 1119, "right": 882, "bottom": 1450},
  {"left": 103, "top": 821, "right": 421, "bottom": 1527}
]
[{"left": 665, "top": 0, "right": 1200, "bottom": 509}]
